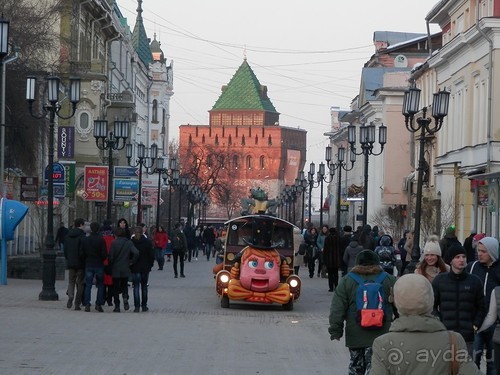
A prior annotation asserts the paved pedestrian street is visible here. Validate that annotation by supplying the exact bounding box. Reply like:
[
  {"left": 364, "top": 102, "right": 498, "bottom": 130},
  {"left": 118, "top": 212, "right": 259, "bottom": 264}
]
[{"left": 0, "top": 258, "right": 351, "bottom": 375}]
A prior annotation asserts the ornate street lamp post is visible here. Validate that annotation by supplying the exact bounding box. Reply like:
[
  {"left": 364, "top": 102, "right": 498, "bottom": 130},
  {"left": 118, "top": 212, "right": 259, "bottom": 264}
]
[
  {"left": 325, "top": 145, "right": 355, "bottom": 230},
  {"left": 296, "top": 172, "right": 308, "bottom": 231},
  {"left": 186, "top": 184, "right": 203, "bottom": 227},
  {"left": 93, "top": 120, "right": 129, "bottom": 220},
  {"left": 348, "top": 122, "right": 387, "bottom": 227},
  {"left": 0, "top": 16, "right": 17, "bottom": 197},
  {"left": 126, "top": 142, "right": 157, "bottom": 225},
  {"left": 164, "top": 168, "right": 179, "bottom": 234},
  {"left": 402, "top": 85, "right": 450, "bottom": 273},
  {"left": 177, "top": 176, "right": 189, "bottom": 224},
  {"left": 307, "top": 163, "right": 321, "bottom": 226},
  {"left": 150, "top": 156, "right": 176, "bottom": 231},
  {"left": 26, "top": 74, "right": 81, "bottom": 300},
  {"left": 316, "top": 161, "right": 334, "bottom": 228}
]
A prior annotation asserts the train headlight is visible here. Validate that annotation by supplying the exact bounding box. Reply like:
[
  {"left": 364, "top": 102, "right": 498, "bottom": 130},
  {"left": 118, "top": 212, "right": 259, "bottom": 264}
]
[
  {"left": 220, "top": 273, "right": 229, "bottom": 284},
  {"left": 287, "top": 275, "right": 301, "bottom": 293}
]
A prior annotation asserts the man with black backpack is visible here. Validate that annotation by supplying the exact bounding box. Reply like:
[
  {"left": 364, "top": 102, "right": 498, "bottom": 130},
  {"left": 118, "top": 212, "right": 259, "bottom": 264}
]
[{"left": 328, "top": 250, "right": 396, "bottom": 374}]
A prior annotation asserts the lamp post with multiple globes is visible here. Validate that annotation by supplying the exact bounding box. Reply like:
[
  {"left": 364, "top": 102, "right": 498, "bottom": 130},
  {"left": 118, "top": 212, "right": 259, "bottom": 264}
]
[
  {"left": 325, "top": 145, "right": 356, "bottom": 230},
  {"left": 126, "top": 142, "right": 157, "bottom": 225},
  {"left": 348, "top": 122, "right": 387, "bottom": 227},
  {"left": 93, "top": 119, "right": 129, "bottom": 221},
  {"left": 402, "top": 85, "right": 450, "bottom": 273},
  {"left": 26, "top": 74, "right": 81, "bottom": 300}
]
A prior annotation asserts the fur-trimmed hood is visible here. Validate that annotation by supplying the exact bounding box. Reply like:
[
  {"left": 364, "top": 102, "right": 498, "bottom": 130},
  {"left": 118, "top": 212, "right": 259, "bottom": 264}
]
[{"left": 350, "top": 264, "right": 383, "bottom": 275}]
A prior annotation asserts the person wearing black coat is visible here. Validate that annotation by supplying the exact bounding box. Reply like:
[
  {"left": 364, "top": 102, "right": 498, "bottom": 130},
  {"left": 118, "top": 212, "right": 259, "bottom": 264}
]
[
  {"left": 322, "top": 227, "right": 341, "bottom": 292},
  {"left": 183, "top": 224, "right": 196, "bottom": 262},
  {"left": 109, "top": 227, "right": 139, "bottom": 312},
  {"left": 339, "top": 225, "right": 353, "bottom": 276},
  {"left": 432, "top": 243, "right": 485, "bottom": 356},
  {"left": 82, "top": 222, "right": 108, "bottom": 312},
  {"left": 63, "top": 218, "right": 86, "bottom": 311},
  {"left": 130, "top": 226, "right": 155, "bottom": 312}
]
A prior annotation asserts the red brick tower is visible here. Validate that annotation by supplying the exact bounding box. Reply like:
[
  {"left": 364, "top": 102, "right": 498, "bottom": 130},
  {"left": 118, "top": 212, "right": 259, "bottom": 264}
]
[{"left": 179, "top": 59, "right": 306, "bottom": 220}]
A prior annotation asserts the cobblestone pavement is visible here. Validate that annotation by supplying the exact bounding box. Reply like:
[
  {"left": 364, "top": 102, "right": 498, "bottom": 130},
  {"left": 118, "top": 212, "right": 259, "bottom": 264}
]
[{"left": 0, "top": 257, "right": 350, "bottom": 375}]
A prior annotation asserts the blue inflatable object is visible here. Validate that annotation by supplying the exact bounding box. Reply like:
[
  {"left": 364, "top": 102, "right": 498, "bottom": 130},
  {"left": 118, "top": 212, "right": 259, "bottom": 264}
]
[{"left": 1, "top": 198, "right": 29, "bottom": 285}]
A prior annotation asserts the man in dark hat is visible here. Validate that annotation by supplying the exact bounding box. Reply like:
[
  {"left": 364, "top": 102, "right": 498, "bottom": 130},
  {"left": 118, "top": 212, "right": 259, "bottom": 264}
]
[
  {"left": 439, "top": 225, "right": 462, "bottom": 262},
  {"left": 432, "top": 243, "right": 485, "bottom": 357},
  {"left": 329, "top": 250, "right": 396, "bottom": 374}
]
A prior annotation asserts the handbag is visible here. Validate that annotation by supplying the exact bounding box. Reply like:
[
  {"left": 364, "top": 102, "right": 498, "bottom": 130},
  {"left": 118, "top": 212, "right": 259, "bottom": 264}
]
[{"left": 448, "top": 331, "right": 459, "bottom": 375}]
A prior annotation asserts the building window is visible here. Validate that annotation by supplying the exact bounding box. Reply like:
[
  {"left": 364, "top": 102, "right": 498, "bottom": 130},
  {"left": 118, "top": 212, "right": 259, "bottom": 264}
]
[
  {"left": 260, "top": 156, "right": 265, "bottom": 169},
  {"left": 246, "top": 155, "right": 252, "bottom": 169},
  {"left": 202, "top": 134, "right": 205, "bottom": 144},
  {"left": 215, "top": 134, "right": 219, "bottom": 145},
  {"left": 228, "top": 134, "right": 232, "bottom": 146},
  {"left": 241, "top": 135, "right": 246, "bottom": 145},
  {"left": 243, "top": 114, "right": 252, "bottom": 126},
  {"left": 255, "top": 135, "right": 258, "bottom": 145},
  {"left": 268, "top": 134, "right": 272, "bottom": 145},
  {"left": 76, "top": 110, "right": 93, "bottom": 140},
  {"left": 222, "top": 113, "right": 231, "bottom": 126},
  {"left": 233, "top": 155, "right": 239, "bottom": 169},
  {"left": 152, "top": 99, "right": 158, "bottom": 123}
]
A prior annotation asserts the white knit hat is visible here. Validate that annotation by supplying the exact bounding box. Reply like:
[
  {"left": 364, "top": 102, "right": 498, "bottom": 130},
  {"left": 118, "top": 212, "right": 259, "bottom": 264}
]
[
  {"left": 394, "top": 274, "right": 434, "bottom": 315},
  {"left": 422, "top": 235, "right": 441, "bottom": 257}
]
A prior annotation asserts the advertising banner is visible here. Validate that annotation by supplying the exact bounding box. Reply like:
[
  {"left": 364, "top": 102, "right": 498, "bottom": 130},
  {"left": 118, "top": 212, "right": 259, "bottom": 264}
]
[
  {"left": 114, "top": 179, "right": 139, "bottom": 201},
  {"left": 20, "top": 177, "right": 38, "bottom": 201},
  {"left": 57, "top": 126, "right": 75, "bottom": 159},
  {"left": 44, "top": 162, "right": 66, "bottom": 198},
  {"left": 284, "top": 149, "right": 301, "bottom": 185},
  {"left": 60, "top": 161, "right": 75, "bottom": 197},
  {"left": 82, "top": 166, "right": 108, "bottom": 201}
]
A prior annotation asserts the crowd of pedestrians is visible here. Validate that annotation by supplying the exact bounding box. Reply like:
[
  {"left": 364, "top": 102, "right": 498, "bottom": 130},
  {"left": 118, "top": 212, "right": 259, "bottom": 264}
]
[
  {"left": 307, "top": 220, "right": 500, "bottom": 374},
  {"left": 61, "top": 218, "right": 205, "bottom": 313},
  {"left": 61, "top": 218, "right": 227, "bottom": 312},
  {"left": 61, "top": 213, "right": 500, "bottom": 372}
]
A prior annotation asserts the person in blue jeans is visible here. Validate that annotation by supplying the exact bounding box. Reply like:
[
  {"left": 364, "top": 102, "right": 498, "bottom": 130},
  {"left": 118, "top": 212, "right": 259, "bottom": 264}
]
[
  {"left": 131, "top": 226, "right": 155, "bottom": 312},
  {"left": 82, "top": 222, "right": 108, "bottom": 312}
]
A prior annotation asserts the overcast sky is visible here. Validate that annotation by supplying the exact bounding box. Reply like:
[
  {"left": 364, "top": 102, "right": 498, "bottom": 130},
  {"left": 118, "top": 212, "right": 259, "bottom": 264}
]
[{"left": 118, "top": 0, "right": 441, "bottom": 168}]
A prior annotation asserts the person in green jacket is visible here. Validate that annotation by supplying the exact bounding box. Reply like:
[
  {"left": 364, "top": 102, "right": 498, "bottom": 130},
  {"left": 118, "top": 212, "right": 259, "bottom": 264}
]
[
  {"left": 371, "top": 273, "right": 480, "bottom": 374},
  {"left": 329, "top": 250, "right": 396, "bottom": 375}
]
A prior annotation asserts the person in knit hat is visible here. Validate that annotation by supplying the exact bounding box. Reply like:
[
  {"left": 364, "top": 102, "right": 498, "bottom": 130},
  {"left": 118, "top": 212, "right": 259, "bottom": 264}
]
[
  {"left": 439, "top": 225, "right": 462, "bottom": 263},
  {"left": 372, "top": 274, "right": 480, "bottom": 374},
  {"left": 329, "top": 249, "right": 396, "bottom": 374},
  {"left": 415, "top": 235, "right": 449, "bottom": 283},
  {"left": 433, "top": 242, "right": 485, "bottom": 357},
  {"left": 466, "top": 236, "right": 500, "bottom": 373}
]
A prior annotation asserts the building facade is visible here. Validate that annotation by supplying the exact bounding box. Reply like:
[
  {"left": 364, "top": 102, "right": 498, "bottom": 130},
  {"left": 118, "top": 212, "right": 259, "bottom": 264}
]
[{"left": 179, "top": 59, "right": 307, "bottom": 223}]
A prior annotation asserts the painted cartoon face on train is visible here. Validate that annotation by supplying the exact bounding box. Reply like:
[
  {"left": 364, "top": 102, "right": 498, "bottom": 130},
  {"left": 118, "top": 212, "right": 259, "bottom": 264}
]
[{"left": 239, "top": 248, "right": 281, "bottom": 292}]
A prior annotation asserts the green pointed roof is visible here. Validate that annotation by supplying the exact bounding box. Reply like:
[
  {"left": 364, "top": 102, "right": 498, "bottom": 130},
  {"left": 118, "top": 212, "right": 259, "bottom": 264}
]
[
  {"left": 131, "top": 0, "right": 153, "bottom": 66},
  {"left": 212, "top": 60, "right": 278, "bottom": 112}
]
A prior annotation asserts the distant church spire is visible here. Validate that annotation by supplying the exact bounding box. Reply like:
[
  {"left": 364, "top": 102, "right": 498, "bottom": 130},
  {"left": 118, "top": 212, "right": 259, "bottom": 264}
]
[{"left": 132, "top": 0, "right": 153, "bottom": 65}]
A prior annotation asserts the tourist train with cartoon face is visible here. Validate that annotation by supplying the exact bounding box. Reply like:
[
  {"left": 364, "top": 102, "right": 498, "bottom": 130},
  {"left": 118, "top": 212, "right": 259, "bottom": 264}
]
[{"left": 214, "top": 215, "right": 301, "bottom": 310}]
